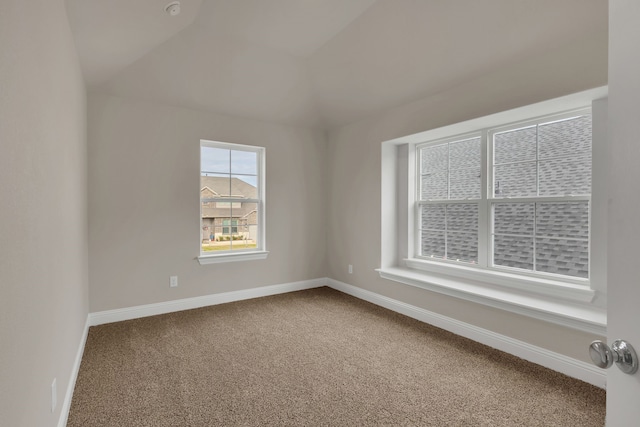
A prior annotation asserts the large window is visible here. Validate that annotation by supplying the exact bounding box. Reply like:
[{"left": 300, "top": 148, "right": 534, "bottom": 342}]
[
  {"left": 380, "top": 89, "right": 607, "bottom": 333},
  {"left": 198, "top": 140, "right": 267, "bottom": 264},
  {"left": 417, "top": 109, "right": 592, "bottom": 282}
]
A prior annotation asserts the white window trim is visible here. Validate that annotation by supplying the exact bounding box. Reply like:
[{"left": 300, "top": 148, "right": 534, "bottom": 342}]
[
  {"left": 197, "top": 140, "right": 268, "bottom": 265},
  {"left": 414, "top": 109, "right": 593, "bottom": 285},
  {"left": 198, "top": 250, "right": 269, "bottom": 265},
  {"left": 379, "top": 87, "right": 608, "bottom": 334},
  {"left": 376, "top": 266, "right": 605, "bottom": 335}
]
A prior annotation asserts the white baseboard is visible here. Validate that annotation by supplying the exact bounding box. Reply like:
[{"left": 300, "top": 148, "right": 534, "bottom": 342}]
[
  {"left": 57, "top": 316, "right": 90, "bottom": 427},
  {"left": 89, "top": 278, "right": 327, "bottom": 326},
  {"left": 326, "top": 278, "right": 606, "bottom": 389}
]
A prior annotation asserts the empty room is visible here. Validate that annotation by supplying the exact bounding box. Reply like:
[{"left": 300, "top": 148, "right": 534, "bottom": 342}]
[{"left": 2, "top": 0, "right": 640, "bottom": 426}]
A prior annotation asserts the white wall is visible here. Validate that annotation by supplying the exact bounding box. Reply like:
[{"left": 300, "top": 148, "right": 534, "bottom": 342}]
[
  {"left": 325, "top": 33, "right": 608, "bottom": 362},
  {"left": 0, "top": 1, "right": 88, "bottom": 426},
  {"left": 87, "top": 93, "right": 326, "bottom": 312}
]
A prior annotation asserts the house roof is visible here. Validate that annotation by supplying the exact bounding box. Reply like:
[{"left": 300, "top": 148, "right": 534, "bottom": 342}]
[
  {"left": 200, "top": 176, "right": 257, "bottom": 199},
  {"left": 201, "top": 176, "right": 257, "bottom": 220}
]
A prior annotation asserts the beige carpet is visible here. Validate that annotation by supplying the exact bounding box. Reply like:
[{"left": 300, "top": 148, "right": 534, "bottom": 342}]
[{"left": 68, "top": 287, "right": 605, "bottom": 426}]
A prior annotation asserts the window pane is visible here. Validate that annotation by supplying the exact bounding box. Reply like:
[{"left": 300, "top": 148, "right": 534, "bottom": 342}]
[
  {"left": 447, "top": 232, "right": 478, "bottom": 263},
  {"left": 447, "top": 204, "right": 478, "bottom": 232},
  {"left": 449, "top": 168, "right": 480, "bottom": 199},
  {"left": 538, "top": 156, "right": 591, "bottom": 196},
  {"left": 494, "top": 162, "right": 537, "bottom": 197},
  {"left": 222, "top": 203, "right": 258, "bottom": 251},
  {"left": 536, "top": 202, "right": 589, "bottom": 239},
  {"left": 202, "top": 219, "right": 215, "bottom": 243},
  {"left": 535, "top": 238, "right": 589, "bottom": 278},
  {"left": 449, "top": 138, "right": 480, "bottom": 170},
  {"left": 421, "top": 144, "right": 448, "bottom": 173},
  {"left": 201, "top": 174, "right": 232, "bottom": 199},
  {"left": 494, "top": 126, "right": 536, "bottom": 164},
  {"left": 538, "top": 115, "right": 591, "bottom": 160},
  {"left": 201, "top": 147, "right": 230, "bottom": 174},
  {"left": 200, "top": 141, "right": 263, "bottom": 256},
  {"left": 230, "top": 150, "right": 257, "bottom": 175},
  {"left": 493, "top": 235, "right": 534, "bottom": 271},
  {"left": 201, "top": 200, "right": 215, "bottom": 217},
  {"left": 421, "top": 205, "right": 446, "bottom": 230},
  {"left": 421, "top": 230, "right": 445, "bottom": 258},
  {"left": 222, "top": 219, "right": 231, "bottom": 235},
  {"left": 232, "top": 174, "right": 258, "bottom": 199},
  {"left": 421, "top": 171, "right": 447, "bottom": 200},
  {"left": 493, "top": 203, "right": 534, "bottom": 235}
]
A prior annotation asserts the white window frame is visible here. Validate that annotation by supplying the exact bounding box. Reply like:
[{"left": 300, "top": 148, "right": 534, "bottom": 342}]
[
  {"left": 413, "top": 109, "right": 592, "bottom": 285},
  {"left": 197, "top": 140, "right": 268, "bottom": 265},
  {"left": 415, "top": 133, "right": 483, "bottom": 266},
  {"left": 378, "top": 88, "right": 608, "bottom": 335}
]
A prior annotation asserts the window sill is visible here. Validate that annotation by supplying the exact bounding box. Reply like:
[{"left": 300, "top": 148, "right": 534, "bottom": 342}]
[
  {"left": 377, "top": 264, "right": 606, "bottom": 335},
  {"left": 405, "top": 258, "right": 594, "bottom": 303},
  {"left": 197, "top": 250, "right": 269, "bottom": 265}
]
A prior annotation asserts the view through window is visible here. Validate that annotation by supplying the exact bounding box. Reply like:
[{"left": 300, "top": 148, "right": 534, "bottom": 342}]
[
  {"left": 417, "top": 110, "right": 592, "bottom": 281},
  {"left": 200, "top": 140, "right": 264, "bottom": 255}
]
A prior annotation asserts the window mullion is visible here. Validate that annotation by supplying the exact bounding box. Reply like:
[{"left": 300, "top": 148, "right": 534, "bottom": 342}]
[
  {"left": 478, "top": 132, "right": 489, "bottom": 268},
  {"left": 445, "top": 143, "right": 450, "bottom": 259}
]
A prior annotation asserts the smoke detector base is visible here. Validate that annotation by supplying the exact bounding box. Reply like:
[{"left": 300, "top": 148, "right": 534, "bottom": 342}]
[{"left": 165, "top": 2, "right": 181, "bottom": 16}]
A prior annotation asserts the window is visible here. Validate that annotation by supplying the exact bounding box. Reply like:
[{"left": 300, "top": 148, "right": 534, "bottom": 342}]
[
  {"left": 222, "top": 219, "right": 238, "bottom": 235},
  {"left": 418, "top": 136, "right": 481, "bottom": 264},
  {"left": 379, "top": 88, "right": 608, "bottom": 333},
  {"left": 198, "top": 140, "right": 267, "bottom": 264},
  {"left": 417, "top": 110, "right": 591, "bottom": 282}
]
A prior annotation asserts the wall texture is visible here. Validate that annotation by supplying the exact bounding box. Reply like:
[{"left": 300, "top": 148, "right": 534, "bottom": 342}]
[
  {"left": 0, "top": 1, "right": 88, "bottom": 426},
  {"left": 87, "top": 93, "right": 326, "bottom": 312},
  {"left": 325, "top": 33, "right": 608, "bottom": 363}
]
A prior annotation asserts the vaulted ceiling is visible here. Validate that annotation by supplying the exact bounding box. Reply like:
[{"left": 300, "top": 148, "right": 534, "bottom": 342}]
[{"left": 66, "top": 0, "right": 608, "bottom": 130}]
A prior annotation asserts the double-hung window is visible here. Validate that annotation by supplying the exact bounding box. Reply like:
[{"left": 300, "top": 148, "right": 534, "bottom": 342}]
[
  {"left": 198, "top": 140, "right": 267, "bottom": 264},
  {"left": 416, "top": 109, "right": 592, "bottom": 282},
  {"left": 380, "top": 89, "right": 607, "bottom": 333}
]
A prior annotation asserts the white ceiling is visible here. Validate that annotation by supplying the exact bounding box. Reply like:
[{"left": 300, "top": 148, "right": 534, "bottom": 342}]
[
  {"left": 66, "top": 0, "right": 608, "bottom": 130},
  {"left": 193, "top": 0, "right": 378, "bottom": 58},
  {"left": 66, "top": 0, "right": 204, "bottom": 86}
]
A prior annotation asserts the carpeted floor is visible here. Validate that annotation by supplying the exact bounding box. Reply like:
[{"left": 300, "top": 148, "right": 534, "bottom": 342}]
[{"left": 68, "top": 287, "right": 605, "bottom": 426}]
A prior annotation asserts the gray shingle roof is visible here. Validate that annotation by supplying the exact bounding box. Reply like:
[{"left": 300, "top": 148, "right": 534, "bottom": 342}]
[
  {"left": 200, "top": 176, "right": 257, "bottom": 199},
  {"left": 200, "top": 176, "right": 257, "bottom": 219},
  {"left": 420, "top": 114, "right": 591, "bottom": 279}
]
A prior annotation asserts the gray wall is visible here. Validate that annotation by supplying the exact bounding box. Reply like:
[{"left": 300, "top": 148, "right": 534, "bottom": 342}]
[
  {"left": 325, "top": 33, "right": 608, "bottom": 363},
  {"left": 0, "top": 1, "right": 89, "bottom": 426},
  {"left": 87, "top": 93, "right": 327, "bottom": 312}
]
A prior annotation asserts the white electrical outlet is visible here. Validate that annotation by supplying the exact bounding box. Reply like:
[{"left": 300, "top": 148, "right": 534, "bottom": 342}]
[
  {"left": 51, "top": 378, "right": 57, "bottom": 413},
  {"left": 170, "top": 276, "right": 178, "bottom": 287},
  {"left": 348, "top": 264, "right": 353, "bottom": 274}
]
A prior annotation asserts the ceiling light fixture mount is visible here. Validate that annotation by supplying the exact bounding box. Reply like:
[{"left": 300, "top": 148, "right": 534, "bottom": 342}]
[{"left": 165, "top": 1, "right": 181, "bottom": 16}]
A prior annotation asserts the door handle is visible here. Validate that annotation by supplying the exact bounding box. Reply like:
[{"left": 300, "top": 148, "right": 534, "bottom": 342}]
[{"left": 589, "top": 340, "right": 638, "bottom": 374}]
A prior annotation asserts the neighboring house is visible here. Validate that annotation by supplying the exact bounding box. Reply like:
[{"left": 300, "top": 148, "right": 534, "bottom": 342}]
[{"left": 200, "top": 176, "right": 258, "bottom": 242}]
